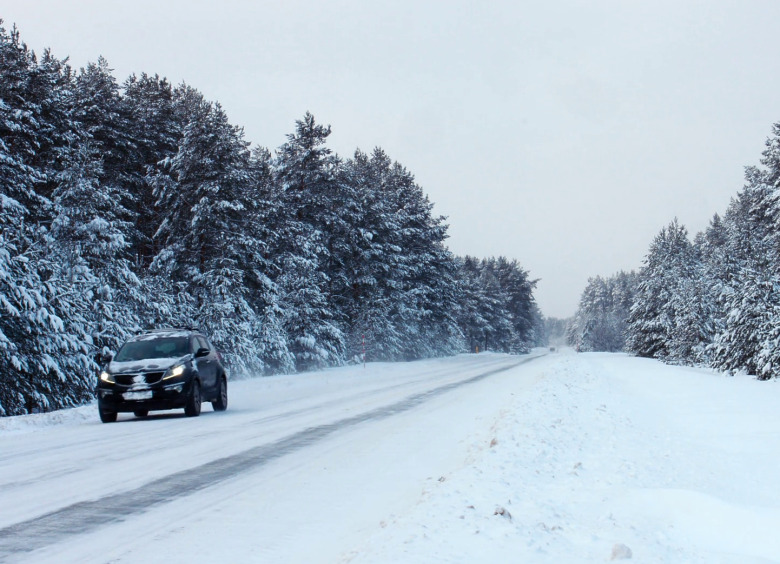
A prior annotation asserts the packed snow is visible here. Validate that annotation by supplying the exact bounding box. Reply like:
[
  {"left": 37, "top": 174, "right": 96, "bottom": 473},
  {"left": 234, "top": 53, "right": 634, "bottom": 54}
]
[{"left": 1, "top": 350, "right": 778, "bottom": 563}]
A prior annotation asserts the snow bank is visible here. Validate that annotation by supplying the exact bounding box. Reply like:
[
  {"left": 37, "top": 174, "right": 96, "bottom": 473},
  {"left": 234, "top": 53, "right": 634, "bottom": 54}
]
[
  {"left": 346, "top": 350, "right": 780, "bottom": 563},
  {"left": 0, "top": 402, "right": 97, "bottom": 433}
]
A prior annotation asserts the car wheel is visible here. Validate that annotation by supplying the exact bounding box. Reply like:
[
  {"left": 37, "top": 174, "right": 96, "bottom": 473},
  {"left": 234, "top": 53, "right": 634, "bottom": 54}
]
[
  {"left": 212, "top": 376, "right": 228, "bottom": 412},
  {"left": 133, "top": 409, "right": 149, "bottom": 418},
  {"left": 184, "top": 380, "right": 201, "bottom": 417},
  {"left": 99, "top": 408, "right": 117, "bottom": 423}
]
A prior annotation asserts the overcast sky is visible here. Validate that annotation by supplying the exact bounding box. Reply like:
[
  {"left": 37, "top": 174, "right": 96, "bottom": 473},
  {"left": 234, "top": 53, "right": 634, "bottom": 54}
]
[{"left": 5, "top": 1, "right": 780, "bottom": 318}]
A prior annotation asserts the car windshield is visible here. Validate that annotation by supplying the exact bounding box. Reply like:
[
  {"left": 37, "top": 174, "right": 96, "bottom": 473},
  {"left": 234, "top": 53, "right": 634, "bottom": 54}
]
[{"left": 114, "top": 337, "right": 190, "bottom": 362}]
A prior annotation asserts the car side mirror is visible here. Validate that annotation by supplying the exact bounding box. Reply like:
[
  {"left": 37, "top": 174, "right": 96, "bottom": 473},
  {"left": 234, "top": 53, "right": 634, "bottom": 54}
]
[
  {"left": 194, "top": 347, "right": 209, "bottom": 358},
  {"left": 95, "top": 352, "right": 112, "bottom": 364}
]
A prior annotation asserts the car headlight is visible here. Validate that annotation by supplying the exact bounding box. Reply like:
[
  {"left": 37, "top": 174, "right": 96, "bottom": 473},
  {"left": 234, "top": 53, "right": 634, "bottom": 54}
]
[
  {"left": 163, "top": 364, "right": 186, "bottom": 380},
  {"left": 100, "top": 371, "right": 115, "bottom": 383}
]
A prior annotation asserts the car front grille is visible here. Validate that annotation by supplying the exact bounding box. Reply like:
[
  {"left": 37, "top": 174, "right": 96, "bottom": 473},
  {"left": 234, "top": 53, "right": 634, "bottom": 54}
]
[
  {"left": 144, "top": 372, "right": 164, "bottom": 384},
  {"left": 114, "top": 372, "right": 165, "bottom": 386}
]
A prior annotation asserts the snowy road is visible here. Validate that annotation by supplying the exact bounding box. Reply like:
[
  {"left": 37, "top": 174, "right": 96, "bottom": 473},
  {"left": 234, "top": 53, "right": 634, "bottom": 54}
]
[
  {"left": 2, "top": 350, "right": 780, "bottom": 563},
  {"left": 0, "top": 352, "right": 545, "bottom": 563}
]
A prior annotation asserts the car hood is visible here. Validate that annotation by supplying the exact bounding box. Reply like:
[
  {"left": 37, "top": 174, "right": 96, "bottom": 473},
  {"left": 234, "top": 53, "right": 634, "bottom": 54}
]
[{"left": 109, "top": 356, "right": 187, "bottom": 373}]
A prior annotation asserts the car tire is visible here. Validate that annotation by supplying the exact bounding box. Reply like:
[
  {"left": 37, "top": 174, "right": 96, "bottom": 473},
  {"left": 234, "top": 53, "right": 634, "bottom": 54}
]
[
  {"left": 184, "top": 380, "right": 201, "bottom": 417},
  {"left": 212, "top": 376, "right": 228, "bottom": 412},
  {"left": 99, "top": 409, "right": 117, "bottom": 423},
  {"left": 133, "top": 409, "right": 149, "bottom": 418}
]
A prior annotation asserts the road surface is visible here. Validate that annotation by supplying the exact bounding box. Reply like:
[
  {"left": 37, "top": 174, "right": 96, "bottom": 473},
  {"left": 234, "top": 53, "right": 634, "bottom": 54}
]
[{"left": 0, "top": 352, "right": 547, "bottom": 563}]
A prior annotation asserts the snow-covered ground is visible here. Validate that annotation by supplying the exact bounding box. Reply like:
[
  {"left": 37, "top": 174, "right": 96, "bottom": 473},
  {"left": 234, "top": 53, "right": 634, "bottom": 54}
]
[{"left": 1, "top": 349, "right": 778, "bottom": 563}]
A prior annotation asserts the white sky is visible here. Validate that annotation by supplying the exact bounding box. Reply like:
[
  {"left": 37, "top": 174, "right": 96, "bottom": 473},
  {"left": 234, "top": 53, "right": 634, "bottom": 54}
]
[{"left": 5, "top": 0, "right": 780, "bottom": 318}]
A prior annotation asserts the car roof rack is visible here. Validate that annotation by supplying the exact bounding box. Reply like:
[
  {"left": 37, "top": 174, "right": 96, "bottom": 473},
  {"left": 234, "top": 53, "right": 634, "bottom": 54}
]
[{"left": 137, "top": 326, "right": 201, "bottom": 334}]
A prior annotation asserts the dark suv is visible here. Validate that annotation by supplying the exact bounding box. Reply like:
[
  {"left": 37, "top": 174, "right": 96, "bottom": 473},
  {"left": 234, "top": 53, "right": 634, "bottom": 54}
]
[{"left": 96, "top": 329, "right": 228, "bottom": 423}]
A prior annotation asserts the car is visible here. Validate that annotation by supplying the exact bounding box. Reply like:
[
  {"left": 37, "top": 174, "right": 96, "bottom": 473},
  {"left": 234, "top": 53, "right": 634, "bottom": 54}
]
[{"left": 95, "top": 328, "right": 228, "bottom": 423}]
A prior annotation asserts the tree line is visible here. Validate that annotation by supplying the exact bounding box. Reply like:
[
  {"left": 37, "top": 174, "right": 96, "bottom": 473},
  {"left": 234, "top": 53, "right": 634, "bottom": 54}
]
[
  {"left": 0, "top": 23, "right": 543, "bottom": 416},
  {"left": 569, "top": 120, "right": 780, "bottom": 380},
  {"left": 567, "top": 271, "right": 637, "bottom": 353}
]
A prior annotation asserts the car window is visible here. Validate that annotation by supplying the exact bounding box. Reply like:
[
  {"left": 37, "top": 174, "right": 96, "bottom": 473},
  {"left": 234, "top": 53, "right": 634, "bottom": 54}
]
[
  {"left": 114, "top": 337, "right": 190, "bottom": 361},
  {"left": 197, "top": 336, "right": 210, "bottom": 352}
]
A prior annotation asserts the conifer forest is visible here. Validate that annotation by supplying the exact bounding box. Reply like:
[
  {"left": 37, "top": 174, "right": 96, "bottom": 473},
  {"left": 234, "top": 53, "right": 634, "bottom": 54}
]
[
  {"left": 0, "top": 24, "right": 545, "bottom": 416},
  {"left": 569, "top": 121, "right": 780, "bottom": 380}
]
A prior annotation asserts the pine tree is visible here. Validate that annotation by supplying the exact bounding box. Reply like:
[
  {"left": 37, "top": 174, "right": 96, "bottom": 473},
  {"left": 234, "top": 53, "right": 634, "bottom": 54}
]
[
  {"left": 151, "top": 98, "right": 266, "bottom": 375},
  {"left": 339, "top": 149, "right": 405, "bottom": 361},
  {"left": 569, "top": 272, "right": 637, "bottom": 353},
  {"left": 50, "top": 141, "right": 142, "bottom": 351},
  {"left": 273, "top": 113, "right": 345, "bottom": 369},
  {"left": 382, "top": 160, "right": 462, "bottom": 358},
  {"left": 454, "top": 256, "right": 538, "bottom": 354},
  {"left": 712, "top": 269, "right": 780, "bottom": 378},
  {"left": 709, "top": 123, "right": 780, "bottom": 377},
  {"left": 0, "top": 23, "right": 94, "bottom": 414},
  {"left": 122, "top": 73, "right": 180, "bottom": 270},
  {"left": 627, "top": 219, "right": 703, "bottom": 361},
  {"left": 243, "top": 146, "right": 294, "bottom": 373},
  {"left": 492, "top": 256, "right": 539, "bottom": 351}
]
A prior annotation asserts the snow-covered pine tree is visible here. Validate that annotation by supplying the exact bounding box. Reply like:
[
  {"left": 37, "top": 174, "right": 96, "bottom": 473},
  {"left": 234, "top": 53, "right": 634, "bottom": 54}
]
[
  {"left": 381, "top": 159, "right": 462, "bottom": 359},
  {"left": 455, "top": 256, "right": 513, "bottom": 353},
  {"left": 242, "top": 146, "right": 294, "bottom": 373},
  {"left": 757, "top": 122, "right": 780, "bottom": 249},
  {"left": 476, "top": 258, "right": 522, "bottom": 352},
  {"left": 568, "top": 271, "right": 638, "bottom": 353},
  {"left": 453, "top": 256, "right": 539, "bottom": 354},
  {"left": 273, "top": 113, "right": 345, "bottom": 370},
  {"left": 122, "top": 73, "right": 180, "bottom": 271},
  {"left": 575, "top": 277, "right": 614, "bottom": 352},
  {"left": 627, "top": 219, "right": 705, "bottom": 362},
  {"left": 340, "top": 148, "right": 464, "bottom": 360},
  {"left": 577, "top": 122, "right": 780, "bottom": 378},
  {"left": 65, "top": 57, "right": 149, "bottom": 347},
  {"left": 72, "top": 57, "right": 138, "bottom": 221},
  {"left": 666, "top": 271, "right": 713, "bottom": 364},
  {"left": 0, "top": 23, "right": 96, "bottom": 414},
  {"left": 491, "top": 256, "right": 539, "bottom": 352},
  {"left": 50, "top": 139, "right": 143, "bottom": 352},
  {"left": 454, "top": 256, "right": 488, "bottom": 353},
  {"left": 709, "top": 123, "right": 780, "bottom": 377},
  {"left": 338, "top": 149, "right": 405, "bottom": 361},
  {"left": 151, "top": 98, "right": 265, "bottom": 376},
  {"left": 692, "top": 214, "right": 728, "bottom": 362},
  {"left": 711, "top": 268, "right": 780, "bottom": 379}
]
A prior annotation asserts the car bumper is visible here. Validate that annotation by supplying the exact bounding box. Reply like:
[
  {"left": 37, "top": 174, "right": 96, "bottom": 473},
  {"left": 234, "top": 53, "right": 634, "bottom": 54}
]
[{"left": 97, "top": 381, "right": 191, "bottom": 413}]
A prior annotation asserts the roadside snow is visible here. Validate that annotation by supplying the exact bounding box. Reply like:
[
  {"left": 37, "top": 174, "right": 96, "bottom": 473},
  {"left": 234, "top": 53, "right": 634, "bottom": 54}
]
[
  {"left": 346, "top": 351, "right": 780, "bottom": 563},
  {"left": 0, "top": 403, "right": 96, "bottom": 433}
]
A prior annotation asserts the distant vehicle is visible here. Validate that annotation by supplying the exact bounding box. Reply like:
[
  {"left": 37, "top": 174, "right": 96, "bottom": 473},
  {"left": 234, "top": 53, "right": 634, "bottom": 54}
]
[{"left": 95, "top": 329, "right": 228, "bottom": 423}]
